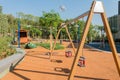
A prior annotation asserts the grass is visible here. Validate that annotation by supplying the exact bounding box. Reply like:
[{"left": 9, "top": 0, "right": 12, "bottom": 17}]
[{"left": 36, "top": 42, "right": 64, "bottom": 50}]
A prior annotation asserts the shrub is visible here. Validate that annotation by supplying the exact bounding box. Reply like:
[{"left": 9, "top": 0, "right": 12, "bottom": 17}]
[{"left": 0, "top": 37, "right": 16, "bottom": 59}]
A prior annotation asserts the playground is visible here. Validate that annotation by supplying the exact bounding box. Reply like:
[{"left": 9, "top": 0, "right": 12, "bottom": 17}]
[
  {"left": 0, "top": 0, "right": 120, "bottom": 80},
  {"left": 1, "top": 41, "right": 120, "bottom": 80}
]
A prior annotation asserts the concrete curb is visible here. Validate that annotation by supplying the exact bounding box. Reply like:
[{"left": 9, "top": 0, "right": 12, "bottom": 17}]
[
  {"left": 85, "top": 44, "right": 120, "bottom": 56},
  {"left": 0, "top": 48, "right": 25, "bottom": 78}
]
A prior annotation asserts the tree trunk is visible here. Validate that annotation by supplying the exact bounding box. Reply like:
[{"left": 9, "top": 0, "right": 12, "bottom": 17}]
[{"left": 50, "top": 26, "right": 53, "bottom": 51}]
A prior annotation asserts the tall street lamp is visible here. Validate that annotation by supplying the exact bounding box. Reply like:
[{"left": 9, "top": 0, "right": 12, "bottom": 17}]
[
  {"left": 59, "top": 5, "right": 66, "bottom": 44},
  {"left": 75, "top": 24, "right": 79, "bottom": 47},
  {"left": 17, "top": 18, "right": 21, "bottom": 48}
]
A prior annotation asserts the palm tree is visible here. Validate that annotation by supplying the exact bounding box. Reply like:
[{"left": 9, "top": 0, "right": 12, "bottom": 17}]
[{"left": 97, "top": 25, "right": 105, "bottom": 48}]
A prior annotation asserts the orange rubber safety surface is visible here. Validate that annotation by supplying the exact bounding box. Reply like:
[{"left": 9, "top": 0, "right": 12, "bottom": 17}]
[{"left": 1, "top": 42, "right": 120, "bottom": 80}]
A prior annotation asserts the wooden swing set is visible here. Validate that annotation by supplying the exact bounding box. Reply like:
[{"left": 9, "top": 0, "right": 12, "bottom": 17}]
[{"left": 50, "top": 0, "right": 120, "bottom": 80}]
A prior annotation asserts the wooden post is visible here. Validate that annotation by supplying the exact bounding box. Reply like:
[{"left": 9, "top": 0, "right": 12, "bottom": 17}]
[
  {"left": 50, "top": 28, "right": 62, "bottom": 60},
  {"left": 50, "top": 24, "right": 76, "bottom": 60},
  {"left": 68, "top": 1, "right": 96, "bottom": 80},
  {"left": 65, "top": 26, "right": 76, "bottom": 54},
  {"left": 101, "top": 13, "right": 120, "bottom": 76}
]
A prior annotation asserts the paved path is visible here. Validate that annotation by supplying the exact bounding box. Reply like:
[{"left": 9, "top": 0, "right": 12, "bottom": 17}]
[{"left": 1, "top": 44, "right": 120, "bottom": 80}]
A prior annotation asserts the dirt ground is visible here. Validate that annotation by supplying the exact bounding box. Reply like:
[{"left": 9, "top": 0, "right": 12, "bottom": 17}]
[{"left": 1, "top": 42, "right": 120, "bottom": 80}]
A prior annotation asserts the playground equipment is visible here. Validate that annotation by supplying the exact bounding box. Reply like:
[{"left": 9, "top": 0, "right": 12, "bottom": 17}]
[
  {"left": 78, "top": 56, "right": 85, "bottom": 67},
  {"left": 16, "top": 30, "right": 29, "bottom": 44},
  {"left": 25, "top": 42, "right": 36, "bottom": 49},
  {"left": 65, "top": 50, "right": 72, "bottom": 57},
  {"left": 68, "top": 1, "right": 120, "bottom": 80},
  {"left": 65, "top": 28, "right": 73, "bottom": 57},
  {"left": 16, "top": 19, "right": 29, "bottom": 47},
  {"left": 50, "top": 24, "right": 76, "bottom": 60},
  {"left": 51, "top": 0, "right": 120, "bottom": 80},
  {"left": 78, "top": 48, "right": 85, "bottom": 67}
]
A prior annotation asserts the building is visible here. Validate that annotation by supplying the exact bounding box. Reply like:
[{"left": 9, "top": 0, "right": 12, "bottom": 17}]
[
  {"left": 16, "top": 30, "right": 29, "bottom": 44},
  {"left": 108, "top": 1, "right": 120, "bottom": 40}
]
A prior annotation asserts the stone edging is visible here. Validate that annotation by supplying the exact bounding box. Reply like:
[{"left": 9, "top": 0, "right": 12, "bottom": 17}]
[{"left": 0, "top": 48, "right": 25, "bottom": 78}]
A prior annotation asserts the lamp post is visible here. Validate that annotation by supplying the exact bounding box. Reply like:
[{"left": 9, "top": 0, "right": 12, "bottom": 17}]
[
  {"left": 17, "top": 13, "right": 21, "bottom": 48},
  {"left": 18, "top": 19, "right": 21, "bottom": 48},
  {"left": 102, "top": 28, "right": 104, "bottom": 48},
  {"left": 59, "top": 5, "right": 66, "bottom": 44},
  {"left": 75, "top": 24, "right": 79, "bottom": 47}
]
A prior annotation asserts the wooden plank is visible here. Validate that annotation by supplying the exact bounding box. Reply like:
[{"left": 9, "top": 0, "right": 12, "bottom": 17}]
[
  {"left": 68, "top": 1, "right": 96, "bottom": 80},
  {"left": 101, "top": 13, "right": 120, "bottom": 76},
  {"left": 50, "top": 28, "right": 62, "bottom": 60},
  {"left": 61, "top": 11, "right": 89, "bottom": 28}
]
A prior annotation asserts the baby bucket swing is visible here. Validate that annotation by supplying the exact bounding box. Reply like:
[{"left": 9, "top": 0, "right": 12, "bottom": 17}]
[
  {"left": 65, "top": 45, "right": 72, "bottom": 57},
  {"left": 78, "top": 49, "right": 85, "bottom": 67}
]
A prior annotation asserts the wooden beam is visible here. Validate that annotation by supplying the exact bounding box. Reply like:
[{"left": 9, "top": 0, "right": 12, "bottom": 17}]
[
  {"left": 50, "top": 28, "right": 62, "bottom": 60},
  {"left": 68, "top": 1, "right": 96, "bottom": 80},
  {"left": 101, "top": 13, "right": 120, "bottom": 76},
  {"left": 65, "top": 26, "right": 76, "bottom": 54},
  {"left": 50, "top": 25, "right": 76, "bottom": 60},
  {"left": 61, "top": 11, "right": 89, "bottom": 28}
]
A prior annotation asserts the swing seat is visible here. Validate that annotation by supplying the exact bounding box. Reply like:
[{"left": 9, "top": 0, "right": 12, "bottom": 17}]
[
  {"left": 65, "top": 50, "right": 72, "bottom": 57},
  {"left": 78, "top": 56, "right": 85, "bottom": 67}
]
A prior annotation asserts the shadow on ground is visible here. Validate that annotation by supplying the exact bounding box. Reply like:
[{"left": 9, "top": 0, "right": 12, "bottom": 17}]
[{"left": 12, "top": 68, "right": 109, "bottom": 80}]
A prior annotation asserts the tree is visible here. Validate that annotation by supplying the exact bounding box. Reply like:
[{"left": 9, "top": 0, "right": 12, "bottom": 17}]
[
  {"left": 24, "top": 26, "right": 42, "bottom": 38},
  {"left": 16, "top": 12, "right": 40, "bottom": 28},
  {"left": 0, "top": 14, "right": 9, "bottom": 37},
  {"left": 39, "top": 10, "right": 62, "bottom": 51},
  {"left": 96, "top": 25, "right": 104, "bottom": 40},
  {"left": 7, "top": 14, "right": 15, "bottom": 33},
  {"left": 39, "top": 10, "right": 62, "bottom": 38},
  {"left": 76, "top": 20, "right": 85, "bottom": 40},
  {"left": 0, "top": 6, "right": 2, "bottom": 14},
  {"left": 87, "top": 24, "right": 94, "bottom": 42},
  {"left": 63, "top": 20, "right": 85, "bottom": 40},
  {"left": 95, "top": 25, "right": 106, "bottom": 48}
]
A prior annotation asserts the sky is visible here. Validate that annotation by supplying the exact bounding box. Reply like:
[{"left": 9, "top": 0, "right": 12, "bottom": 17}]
[{"left": 0, "top": 0, "right": 119, "bottom": 25}]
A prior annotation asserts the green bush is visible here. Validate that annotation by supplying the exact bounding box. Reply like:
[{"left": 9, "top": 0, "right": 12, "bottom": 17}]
[
  {"left": 36, "top": 43, "right": 64, "bottom": 50},
  {"left": 0, "top": 37, "right": 16, "bottom": 59}
]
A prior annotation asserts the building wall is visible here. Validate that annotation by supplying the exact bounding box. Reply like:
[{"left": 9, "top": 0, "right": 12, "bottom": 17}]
[
  {"left": 108, "top": 15, "right": 120, "bottom": 40},
  {"left": 118, "top": 1, "right": 120, "bottom": 15},
  {"left": 115, "top": 31, "right": 120, "bottom": 40},
  {"left": 117, "top": 15, "right": 120, "bottom": 31},
  {"left": 108, "top": 15, "right": 119, "bottom": 40},
  {"left": 107, "top": 1, "right": 120, "bottom": 40}
]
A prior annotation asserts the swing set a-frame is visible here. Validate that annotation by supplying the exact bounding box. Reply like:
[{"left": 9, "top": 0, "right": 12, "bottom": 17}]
[{"left": 50, "top": 0, "right": 120, "bottom": 80}]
